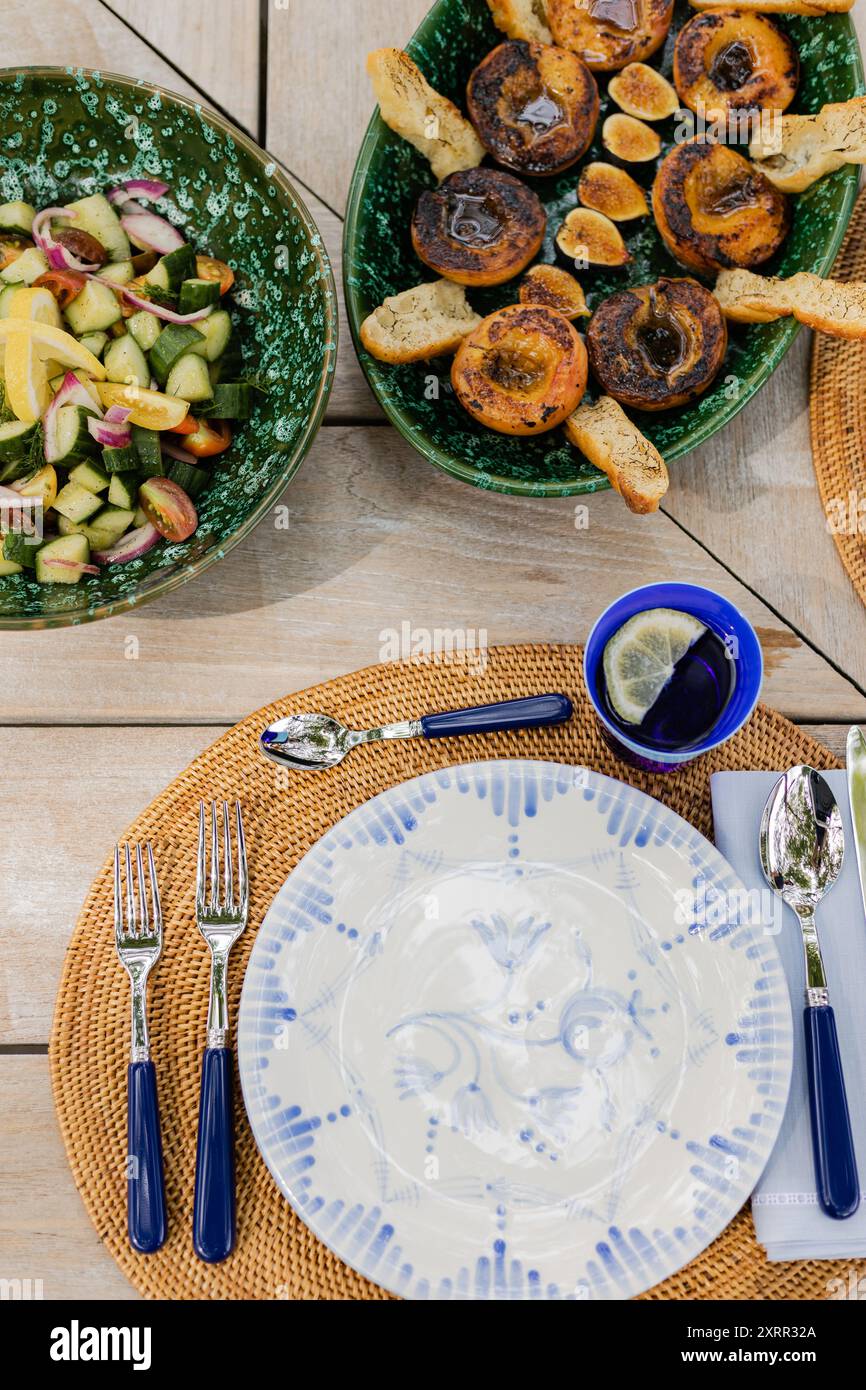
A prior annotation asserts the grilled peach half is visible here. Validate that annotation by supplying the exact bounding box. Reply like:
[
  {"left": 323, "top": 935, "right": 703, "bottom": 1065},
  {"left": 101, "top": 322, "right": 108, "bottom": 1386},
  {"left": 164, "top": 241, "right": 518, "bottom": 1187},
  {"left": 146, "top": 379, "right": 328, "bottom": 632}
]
[
  {"left": 674, "top": 11, "right": 798, "bottom": 123},
  {"left": 547, "top": 0, "right": 675, "bottom": 73},
  {"left": 411, "top": 167, "right": 546, "bottom": 287},
  {"left": 586, "top": 277, "right": 727, "bottom": 411},
  {"left": 451, "top": 303, "right": 588, "bottom": 434},
  {"left": 652, "top": 139, "right": 790, "bottom": 274},
  {"left": 466, "top": 39, "right": 599, "bottom": 177}
]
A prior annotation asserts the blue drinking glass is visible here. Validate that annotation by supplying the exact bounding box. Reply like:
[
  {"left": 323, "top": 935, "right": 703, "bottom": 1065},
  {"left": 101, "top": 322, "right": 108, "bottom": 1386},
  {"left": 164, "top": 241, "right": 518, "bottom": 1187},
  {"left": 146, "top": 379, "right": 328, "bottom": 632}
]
[{"left": 584, "top": 582, "right": 764, "bottom": 773}]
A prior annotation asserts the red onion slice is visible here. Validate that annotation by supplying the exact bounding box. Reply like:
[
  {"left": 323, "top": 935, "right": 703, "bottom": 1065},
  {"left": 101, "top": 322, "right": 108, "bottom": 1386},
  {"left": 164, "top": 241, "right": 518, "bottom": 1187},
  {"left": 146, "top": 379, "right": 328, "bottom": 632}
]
[
  {"left": 42, "top": 557, "right": 101, "bottom": 575},
  {"left": 121, "top": 212, "right": 185, "bottom": 254},
  {"left": 160, "top": 439, "right": 198, "bottom": 465},
  {"left": 89, "top": 274, "right": 212, "bottom": 324},
  {"left": 108, "top": 179, "right": 169, "bottom": 204},
  {"left": 32, "top": 207, "right": 102, "bottom": 274},
  {"left": 87, "top": 416, "right": 132, "bottom": 449},
  {"left": 104, "top": 405, "right": 133, "bottom": 425},
  {"left": 93, "top": 522, "right": 161, "bottom": 564}
]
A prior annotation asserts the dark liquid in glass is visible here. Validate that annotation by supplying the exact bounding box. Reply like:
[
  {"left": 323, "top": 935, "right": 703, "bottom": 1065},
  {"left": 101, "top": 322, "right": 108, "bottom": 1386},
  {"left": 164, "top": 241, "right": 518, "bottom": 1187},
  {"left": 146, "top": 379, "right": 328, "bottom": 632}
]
[{"left": 602, "top": 627, "right": 735, "bottom": 752}]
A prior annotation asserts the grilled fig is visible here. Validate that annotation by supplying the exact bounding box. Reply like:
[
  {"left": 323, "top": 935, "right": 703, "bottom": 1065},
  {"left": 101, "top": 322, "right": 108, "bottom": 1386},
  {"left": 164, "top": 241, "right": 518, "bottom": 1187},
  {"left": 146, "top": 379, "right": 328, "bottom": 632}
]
[
  {"left": 557, "top": 206, "right": 631, "bottom": 266},
  {"left": 608, "top": 62, "right": 679, "bottom": 120},
  {"left": 451, "top": 303, "right": 588, "bottom": 434},
  {"left": 411, "top": 167, "right": 546, "bottom": 287},
  {"left": 466, "top": 40, "right": 599, "bottom": 177},
  {"left": 674, "top": 10, "right": 798, "bottom": 123},
  {"left": 519, "top": 263, "right": 590, "bottom": 318},
  {"left": 578, "top": 162, "right": 649, "bottom": 220},
  {"left": 603, "top": 112, "right": 661, "bottom": 162},
  {"left": 586, "top": 276, "right": 728, "bottom": 410},
  {"left": 547, "top": 0, "right": 675, "bottom": 73},
  {"left": 652, "top": 139, "right": 790, "bottom": 273}
]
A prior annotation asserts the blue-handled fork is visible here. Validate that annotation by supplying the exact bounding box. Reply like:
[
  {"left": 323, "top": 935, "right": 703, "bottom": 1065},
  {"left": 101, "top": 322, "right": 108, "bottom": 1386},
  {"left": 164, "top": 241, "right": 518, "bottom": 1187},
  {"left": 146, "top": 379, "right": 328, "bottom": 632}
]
[
  {"left": 193, "top": 800, "right": 248, "bottom": 1263},
  {"left": 114, "top": 842, "right": 167, "bottom": 1254}
]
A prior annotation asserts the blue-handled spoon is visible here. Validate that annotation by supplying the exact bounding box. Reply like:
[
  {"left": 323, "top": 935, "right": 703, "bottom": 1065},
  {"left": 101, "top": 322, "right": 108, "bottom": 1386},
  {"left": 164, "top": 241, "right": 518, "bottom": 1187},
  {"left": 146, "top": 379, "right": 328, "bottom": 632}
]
[
  {"left": 260, "top": 693, "right": 573, "bottom": 771},
  {"left": 760, "top": 765, "right": 860, "bottom": 1220}
]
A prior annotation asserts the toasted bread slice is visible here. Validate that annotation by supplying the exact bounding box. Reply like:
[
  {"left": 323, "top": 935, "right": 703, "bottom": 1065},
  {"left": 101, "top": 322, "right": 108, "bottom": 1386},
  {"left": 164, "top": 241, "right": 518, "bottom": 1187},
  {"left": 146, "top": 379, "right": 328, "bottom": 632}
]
[
  {"left": 715, "top": 268, "right": 866, "bottom": 339},
  {"left": 360, "top": 278, "right": 483, "bottom": 363},
  {"left": 367, "top": 48, "right": 485, "bottom": 182},
  {"left": 564, "top": 396, "right": 669, "bottom": 514},
  {"left": 690, "top": 0, "right": 852, "bottom": 11},
  {"left": 749, "top": 97, "right": 866, "bottom": 193},
  {"left": 486, "top": 0, "right": 552, "bottom": 43}
]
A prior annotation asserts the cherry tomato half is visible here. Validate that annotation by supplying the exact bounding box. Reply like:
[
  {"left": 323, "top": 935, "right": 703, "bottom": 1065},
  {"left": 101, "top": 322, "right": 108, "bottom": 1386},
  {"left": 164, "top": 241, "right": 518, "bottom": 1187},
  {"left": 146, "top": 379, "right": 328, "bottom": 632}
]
[
  {"left": 195, "top": 255, "right": 235, "bottom": 295},
  {"left": 139, "top": 477, "right": 198, "bottom": 542},
  {"left": 182, "top": 418, "right": 232, "bottom": 458},
  {"left": 32, "top": 270, "right": 87, "bottom": 310}
]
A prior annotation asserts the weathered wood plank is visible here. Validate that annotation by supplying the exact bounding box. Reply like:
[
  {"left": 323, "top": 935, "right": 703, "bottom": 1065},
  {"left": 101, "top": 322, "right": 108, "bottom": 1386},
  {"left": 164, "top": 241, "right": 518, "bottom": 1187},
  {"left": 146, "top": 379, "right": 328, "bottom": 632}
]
[
  {"left": 0, "top": 1057, "right": 139, "bottom": 1301},
  {"left": 105, "top": 0, "right": 261, "bottom": 136}
]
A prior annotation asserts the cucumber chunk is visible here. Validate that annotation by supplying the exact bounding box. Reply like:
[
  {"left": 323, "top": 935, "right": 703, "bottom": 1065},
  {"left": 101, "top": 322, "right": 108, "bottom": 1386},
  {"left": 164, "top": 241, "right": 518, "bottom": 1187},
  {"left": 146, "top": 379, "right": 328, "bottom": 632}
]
[
  {"left": 178, "top": 278, "right": 220, "bottom": 314},
  {"left": 68, "top": 457, "right": 110, "bottom": 493},
  {"left": 192, "top": 308, "right": 232, "bottom": 362},
  {"left": 56, "top": 194, "right": 130, "bottom": 262},
  {"left": 35, "top": 533, "right": 91, "bottom": 585},
  {"left": 149, "top": 324, "right": 204, "bottom": 386},
  {"left": 108, "top": 472, "right": 139, "bottom": 510},
  {"left": 78, "top": 331, "right": 109, "bottom": 360},
  {"left": 53, "top": 480, "right": 104, "bottom": 523},
  {"left": 165, "top": 352, "right": 213, "bottom": 403},
  {"left": 200, "top": 383, "right": 252, "bottom": 419},
  {"left": 128, "top": 310, "right": 161, "bottom": 352},
  {"left": 52, "top": 406, "right": 99, "bottom": 465},
  {"left": 83, "top": 506, "right": 135, "bottom": 551},
  {"left": 0, "top": 557, "right": 23, "bottom": 577},
  {"left": 167, "top": 460, "right": 208, "bottom": 497},
  {"left": 131, "top": 425, "right": 163, "bottom": 478},
  {"left": 101, "top": 445, "right": 138, "bottom": 474},
  {"left": 0, "top": 418, "right": 39, "bottom": 461},
  {"left": 0, "top": 201, "right": 36, "bottom": 237},
  {"left": 95, "top": 260, "right": 134, "bottom": 285},
  {"left": 104, "top": 334, "right": 150, "bottom": 388},
  {"left": 3, "top": 531, "right": 39, "bottom": 568},
  {"left": 63, "top": 279, "right": 122, "bottom": 335},
  {"left": 0, "top": 246, "right": 49, "bottom": 286},
  {"left": 145, "top": 244, "right": 195, "bottom": 293},
  {"left": 0, "top": 284, "right": 19, "bottom": 318}
]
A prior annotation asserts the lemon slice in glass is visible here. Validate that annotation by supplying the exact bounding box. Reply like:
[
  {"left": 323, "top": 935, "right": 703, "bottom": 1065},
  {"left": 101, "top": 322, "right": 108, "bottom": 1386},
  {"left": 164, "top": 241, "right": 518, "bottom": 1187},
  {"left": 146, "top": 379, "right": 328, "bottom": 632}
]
[{"left": 603, "top": 607, "right": 707, "bottom": 726}]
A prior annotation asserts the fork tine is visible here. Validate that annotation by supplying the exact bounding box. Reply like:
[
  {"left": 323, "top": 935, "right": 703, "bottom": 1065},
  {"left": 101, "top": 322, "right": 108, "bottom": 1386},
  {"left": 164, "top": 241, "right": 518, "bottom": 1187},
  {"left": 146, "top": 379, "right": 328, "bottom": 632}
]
[
  {"left": 136, "top": 844, "right": 149, "bottom": 934},
  {"left": 197, "top": 801, "right": 206, "bottom": 916},
  {"left": 209, "top": 800, "right": 219, "bottom": 909},
  {"left": 222, "top": 801, "right": 233, "bottom": 907},
  {"left": 125, "top": 843, "right": 136, "bottom": 936},
  {"left": 235, "top": 800, "right": 247, "bottom": 912},
  {"left": 114, "top": 844, "right": 123, "bottom": 945},
  {"left": 147, "top": 843, "right": 161, "bottom": 940}
]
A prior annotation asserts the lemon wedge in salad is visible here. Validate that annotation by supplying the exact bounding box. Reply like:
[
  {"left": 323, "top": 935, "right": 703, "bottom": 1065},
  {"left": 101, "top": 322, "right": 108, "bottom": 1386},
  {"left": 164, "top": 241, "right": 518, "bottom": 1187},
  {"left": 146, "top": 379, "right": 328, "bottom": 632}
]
[
  {"left": 2, "top": 323, "right": 51, "bottom": 422},
  {"left": 0, "top": 318, "right": 106, "bottom": 378},
  {"left": 603, "top": 607, "right": 707, "bottom": 726},
  {"left": 7, "top": 286, "right": 63, "bottom": 330}
]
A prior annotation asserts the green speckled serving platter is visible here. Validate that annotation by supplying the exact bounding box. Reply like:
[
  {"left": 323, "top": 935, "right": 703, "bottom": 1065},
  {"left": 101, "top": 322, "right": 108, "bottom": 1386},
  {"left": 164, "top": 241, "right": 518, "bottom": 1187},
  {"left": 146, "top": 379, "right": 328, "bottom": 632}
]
[
  {"left": 344, "top": 0, "right": 863, "bottom": 498},
  {"left": 0, "top": 68, "right": 336, "bottom": 629}
]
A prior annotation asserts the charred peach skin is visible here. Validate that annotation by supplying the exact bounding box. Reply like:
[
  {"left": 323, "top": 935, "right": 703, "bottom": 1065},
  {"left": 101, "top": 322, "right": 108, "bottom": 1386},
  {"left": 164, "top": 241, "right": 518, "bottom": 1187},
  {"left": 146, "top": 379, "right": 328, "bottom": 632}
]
[
  {"left": 547, "top": 0, "right": 675, "bottom": 73},
  {"left": 451, "top": 303, "right": 588, "bottom": 434},
  {"left": 586, "top": 277, "right": 728, "bottom": 410},
  {"left": 674, "top": 10, "right": 798, "bottom": 123},
  {"left": 652, "top": 139, "right": 790, "bottom": 273},
  {"left": 466, "top": 40, "right": 599, "bottom": 177},
  {"left": 412, "top": 167, "right": 546, "bottom": 286}
]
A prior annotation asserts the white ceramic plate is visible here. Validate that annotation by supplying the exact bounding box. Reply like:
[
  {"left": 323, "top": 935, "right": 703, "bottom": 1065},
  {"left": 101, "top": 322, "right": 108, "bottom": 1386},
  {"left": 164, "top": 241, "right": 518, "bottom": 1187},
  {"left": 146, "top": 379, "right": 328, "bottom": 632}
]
[{"left": 238, "top": 761, "right": 793, "bottom": 1300}]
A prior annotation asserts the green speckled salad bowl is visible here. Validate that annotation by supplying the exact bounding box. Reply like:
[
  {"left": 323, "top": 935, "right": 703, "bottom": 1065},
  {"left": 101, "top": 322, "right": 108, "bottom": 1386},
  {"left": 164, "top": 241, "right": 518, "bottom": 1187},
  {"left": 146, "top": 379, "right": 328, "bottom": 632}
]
[
  {"left": 344, "top": 0, "right": 863, "bottom": 498},
  {"left": 0, "top": 67, "right": 336, "bottom": 629}
]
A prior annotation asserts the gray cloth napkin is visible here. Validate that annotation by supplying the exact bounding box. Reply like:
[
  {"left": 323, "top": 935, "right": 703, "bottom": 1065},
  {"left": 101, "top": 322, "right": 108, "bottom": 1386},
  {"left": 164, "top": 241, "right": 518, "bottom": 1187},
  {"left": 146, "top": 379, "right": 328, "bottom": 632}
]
[{"left": 711, "top": 769, "right": 866, "bottom": 1263}]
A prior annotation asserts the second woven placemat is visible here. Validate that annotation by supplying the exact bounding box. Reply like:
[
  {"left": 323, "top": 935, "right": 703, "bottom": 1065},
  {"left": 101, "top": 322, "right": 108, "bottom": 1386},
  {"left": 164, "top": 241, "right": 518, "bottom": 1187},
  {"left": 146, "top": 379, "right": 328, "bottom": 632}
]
[
  {"left": 50, "top": 645, "right": 860, "bottom": 1300},
  {"left": 811, "top": 186, "right": 866, "bottom": 606}
]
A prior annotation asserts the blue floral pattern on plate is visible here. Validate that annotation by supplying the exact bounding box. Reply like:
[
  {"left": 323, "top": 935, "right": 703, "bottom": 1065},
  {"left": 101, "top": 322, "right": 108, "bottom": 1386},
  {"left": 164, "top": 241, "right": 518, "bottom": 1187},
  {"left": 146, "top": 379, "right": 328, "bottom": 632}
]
[{"left": 238, "top": 761, "right": 793, "bottom": 1300}]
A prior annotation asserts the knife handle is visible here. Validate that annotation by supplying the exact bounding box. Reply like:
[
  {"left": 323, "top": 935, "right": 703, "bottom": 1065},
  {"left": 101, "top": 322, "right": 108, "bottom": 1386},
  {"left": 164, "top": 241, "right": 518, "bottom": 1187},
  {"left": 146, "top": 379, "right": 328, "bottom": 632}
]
[{"left": 803, "top": 1004, "right": 860, "bottom": 1220}]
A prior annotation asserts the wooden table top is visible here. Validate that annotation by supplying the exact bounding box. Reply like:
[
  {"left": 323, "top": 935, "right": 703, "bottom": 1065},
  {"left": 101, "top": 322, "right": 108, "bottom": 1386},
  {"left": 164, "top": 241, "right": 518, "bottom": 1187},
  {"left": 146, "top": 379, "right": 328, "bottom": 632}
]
[{"left": 1, "top": 0, "right": 864, "bottom": 1300}]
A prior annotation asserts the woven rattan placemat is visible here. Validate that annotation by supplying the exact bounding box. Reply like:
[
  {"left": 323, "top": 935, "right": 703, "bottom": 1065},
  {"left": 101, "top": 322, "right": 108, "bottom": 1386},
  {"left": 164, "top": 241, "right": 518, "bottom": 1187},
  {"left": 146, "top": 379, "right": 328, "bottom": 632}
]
[
  {"left": 811, "top": 186, "right": 866, "bottom": 605},
  {"left": 50, "top": 644, "right": 861, "bottom": 1300}
]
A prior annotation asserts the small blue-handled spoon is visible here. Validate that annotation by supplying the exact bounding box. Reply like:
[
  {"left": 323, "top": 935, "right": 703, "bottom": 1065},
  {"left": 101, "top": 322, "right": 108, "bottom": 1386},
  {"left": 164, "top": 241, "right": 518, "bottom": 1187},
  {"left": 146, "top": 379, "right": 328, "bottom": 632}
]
[
  {"left": 260, "top": 693, "right": 573, "bottom": 771},
  {"left": 760, "top": 765, "right": 860, "bottom": 1220}
]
